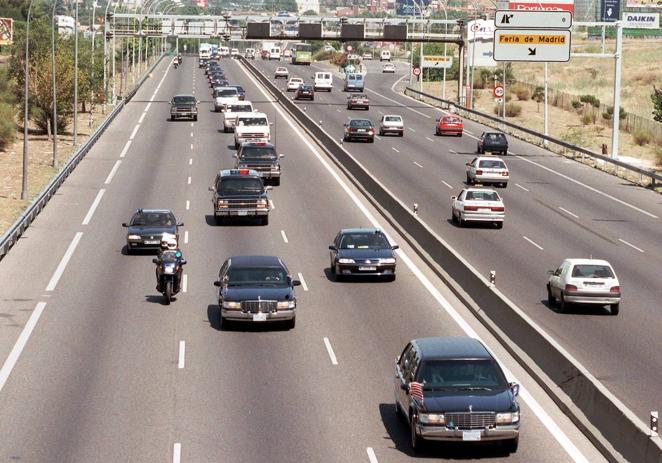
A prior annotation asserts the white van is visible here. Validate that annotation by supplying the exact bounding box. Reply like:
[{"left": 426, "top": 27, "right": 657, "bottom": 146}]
[
  {"left": 269, "top": 47, "right": 282, "bottom": 60},
  {"left": 219, "top": 46, "right": 230, "bottom": 57},
  {"left": 234, "top": 112, "right": 270, "bottom": 148},
  {"left": 380, "top": 50, "right": 391, "bottom": 62},
  {"left": 313, "top": 72, "right": 333, "bottom": 92}
]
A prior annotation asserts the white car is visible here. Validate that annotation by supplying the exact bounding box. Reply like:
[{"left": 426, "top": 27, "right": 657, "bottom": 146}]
[
  {"left": 213, "top": 86, "right": 240, "bottom": 112},
  {"left": 451, "top": 187, "right": 504, "bottom": 228},
  {"left": 230, "top": 48, "right": 239, "bottom": 58},
  {"left": 379, "top": 115, "right": 404, "bottom": 137},
  {"left": 547, "top": 259, "right": 621, "bottom": 315},
  {"left": 223, "top": 101, "right": 254, "bottom": 132},
  {"left": 347, "top": 53, "right": 360, "bottom": 61},
  {"left": 245, "top": 48, "right": 255, "bottom": 59},
  {"left": 274, "top": 67, "right": 289, "bottom": 79},
  {"left": 466, "top": 156, "right": 509, "bottom": 187},
  {"left": 286, "top": 78, "right": 304, "bottom": 91},
  {"left": 234, "top": 112, "right": 270, "bottom": 148},
  {"left": 362, "top": 52, "right": 373, "bottom": 60},
  {"left": 283, "top": 49, "right": 292, "bottom": 57},
  {"left": 382, "top": 63, "right": 396, "bottom": 73},
  {"left": 380, "top": 50, "right": 391, "bottom": 61}
]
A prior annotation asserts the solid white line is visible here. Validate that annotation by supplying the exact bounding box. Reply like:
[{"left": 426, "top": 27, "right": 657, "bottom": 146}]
[
  {"left": 523, "top": 236, "right": 544, "bottom": 250},
  {"left": 173, "top": 443, "right": 181, "bottom": 463},
  {"left": 104, "top": 160, "right": 122, "bottom": 184},
  {"left": 0, "top": 302, "right": 47, "bottom": 394},
  {"left": 138, "top": 112, "right": 146, "bottom": 124},
  {"left": 515, "top": 155, "right": 659, "bottom": 219},
  {"left": 408, "top": 127, "right": 416, "bottom": 132},
  {"left": 280, "top": 230, "right": 288, "bottom": 243},
  {"left": 366, "top": 88, "right": 431, "bottom": 119},
  {"left": 269, "top": 199, "right": 275, "bottom": 209},
  {"left": 391, "top": 147, "right": 399, "bottom": 153},
  {"left": 367, "top": 447, "right": 378, "bottom": 463},
  {"left": 618, "top": 238, "right": 645, "bottom": 253},
  {"left": 184, "top": 230, "right": 189, "bottom": 244},
  {"left": 559, "top": 206, "right": 579, "bottom": 218},
  {"left": 82, "top": 189, "right": 105, "bottom": 225},
  {"left": 46, "top": 232, "right": 83, "bottom": 291},
  {"left": 515, "top": 183, "right": 529, "bottom": 192},
  {"left": 189, "top": 158, "right": 192, "bottom": 165},
  {"left": 145, "top": 102, "right": 152, "bottom": 112},
  {"left": 182, "top": 274, "right": 188, "bottom": 293},
  {"left": 449, "top": 149, "right": 457, "bottom": 154},
  {"left": 413, "top": 161, "right": 423, "bottom": 168},
  {"left": 425, "top": 136, "right": 434, "bottom": 142},
  {"left": 187, "top": 176, "right": 191, "bottom": 185},
  {"left": 441, "top": 180, "right": 453, "bottom": 189},
  {"left": 378, "top": 110, "right": 384, "bottom": 115},
  {"left": 323, "top": 337, "right": 338, "bottom": 365},
  {"left": 298, "top": 272, "right": 308, "bottom": 291},
  {"left": 238, "top": 63, "right": 589, "bottom": 461},
  {"left": 119, "top": 140, "right": 132, "bottom": 158},
  {"left": 178, "top": 341, "right": 186, "bottom": 369},
  {"left": 186, "top": 200, "right": 190, "bottom": 210},
  {"left": 129, "top": 125, "right": 140, "bottom": 140}
]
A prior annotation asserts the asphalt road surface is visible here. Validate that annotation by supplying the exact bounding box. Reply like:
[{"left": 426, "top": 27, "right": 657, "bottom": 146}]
[{"left": 0, "top": 56, "right": 606, "bottom": 462}]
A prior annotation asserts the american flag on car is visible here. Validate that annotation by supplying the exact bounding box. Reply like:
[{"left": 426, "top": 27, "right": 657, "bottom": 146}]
[{"left": 409, "top": 382, "right": 424, "bottom": 403}]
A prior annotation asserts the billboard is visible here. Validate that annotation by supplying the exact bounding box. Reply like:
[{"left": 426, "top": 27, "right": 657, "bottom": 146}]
[
  {"left": 626, "top": 0, "right": 662, "bottom": 7},
  {"left": 622, "top": 11, "right": 660, "bottom": 26},
  {"left": 0, "top": 17, "right": 12, "bottom": 45},
  {"left": 508, "top": 0, "right": 574, "bottom": 12}
]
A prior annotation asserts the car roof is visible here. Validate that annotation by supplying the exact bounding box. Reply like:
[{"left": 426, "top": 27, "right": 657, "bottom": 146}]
[
  {"left": 134, "top": 208, "right": 172, "bottom": 214},
  {"left": 463, "top": 187, "right": 499, "bottom": 193},
  {"left": 228, "top": 255, "right": 284, "bottom": 267},
  {"left": 240, "top": 142, "right": 276, "bottom": 149},
  {"left": 563, "top": 258, "right": 613, "bottom": 266},
  {"left": 173, "top": 94, "right": 195, "bottom": 98},
  {"left": 413, "top": 337, "right": 492, "bottom": 360},
  {"left": 339, "top": 227, "right": 383, "bottom": 234},
  {"left": 237, "top": 112, "right": 267, "bottom": 117}
]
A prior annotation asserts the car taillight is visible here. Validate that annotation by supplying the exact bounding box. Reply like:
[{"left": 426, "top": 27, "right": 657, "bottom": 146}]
[
  {"left": 503, "top": 171, "right": 509, "bottom": 176},
  {"left": 463, "top": 205, "right": 479, "bottom": 211},
  {"left": 476, "top": 170, "right": 483, "bottom": 175},
  {"left": 491, "top": 206, "right": 505, "bottom": 212},
  {"left": 565, "top": 284, "right": 578, "bottom": 292},
  {"left": 610, "top": 286, "right": 620, "bottom": 294}
]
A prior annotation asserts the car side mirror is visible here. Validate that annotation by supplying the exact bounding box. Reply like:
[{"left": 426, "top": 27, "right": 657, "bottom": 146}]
[
  {"left": 232, "top": 154, "right": 237, "bottom": 158},
  {"left": 328, "top": 245, "right": 337, "bottom": 251},
  {"left": 152, "top": 258, "right": 159, "bottom": 264},
  {"left": 400, "top": 383, "right": 408, "bottom": 390},
  {"left": 510, "top": 382, "right": 520, "bottom": 397},
  {"left": 213, "top": 281, "right": 221, "bottom": 287},
  {"left": 292, "top": 279, "right": 302, "bottom": 287},
  {"left": 177, "top": 222, "right": 184, "bottom": 227},
  {"left": 208, "top": 186, "right": 215, "bottom": 192},
  {"left": 279, "top": 154, "right": 285, "bottom": 158},
  {"left": 392, "top": 245, "right": 399, "bottom": 250},
  {"left": 451, "top": 196, "right": 457, "bottom": 200},
  {"left": 180, "top": 259, "right": 187, "bottom": 265},
  {"left": 122, "top": 223, "right": 128, "bottom": 227}
]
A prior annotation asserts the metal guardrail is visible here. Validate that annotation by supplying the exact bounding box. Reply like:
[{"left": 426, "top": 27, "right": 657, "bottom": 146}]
[
  {"left": 404, "top": 87, "right": 662, "bottom": 189},
  {"left": 240, "top": 56, "right": 662, "bottom": 463},
  {"left": 0, "top": 54, "right": 166, "bottom": 261}
]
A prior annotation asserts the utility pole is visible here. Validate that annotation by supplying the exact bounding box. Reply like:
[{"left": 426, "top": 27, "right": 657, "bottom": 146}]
[
  {"left": 51, "top": 0, "right": 59, "bottom": 167},
  {"left": 73, "top": 0, "right": 79, "bottom": 146},
  {"left": 22, "top": 0, "right": 35, "bottom": 200},
  {"left": 610, "top": 21, "right": 623, "bottom": 159}
]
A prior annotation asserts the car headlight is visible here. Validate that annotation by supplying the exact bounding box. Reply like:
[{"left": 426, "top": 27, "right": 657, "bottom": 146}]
[
  {"left": 496, "top": 412, "right": 519, "bottom": 425},
  {"left": 128, "top": 234, "right": 141, "bottom": 240},
  {"left": 338, "top": 258, "right": 355, "bottom": 264},
  {"left": 163, "top": 264, "right": 176, "bottom": 274},
  {"left": 418, "top": 413, "right": 445, "bottom": 425},
  {"left": 257, "top": 199, "right": 268, "bottom": 209},
  {"left": 276, "top": 300, "right": 295, "bottom": 309},
  {"left": 379, "top": 258, "right": 396, "bottom": 264},
  {"left": 222, "top": 301, "right": 241, "bottom": 309},
  {"left": 217, "top": 199, "right": 228, "bottom": 208}
]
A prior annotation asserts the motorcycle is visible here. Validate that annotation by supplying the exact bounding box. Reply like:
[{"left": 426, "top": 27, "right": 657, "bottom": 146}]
[
  {"left": 173, "top": 61, "right": 179, "bottom": 69},
  {"left": 153, "top": 256, "right": 186, "bottom": 304}
]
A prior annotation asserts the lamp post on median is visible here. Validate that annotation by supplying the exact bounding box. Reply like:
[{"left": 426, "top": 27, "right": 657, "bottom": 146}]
[
  {"left": 21, "top": 0, "right": 36, "bottom": 200},
  {"left": 73, "top": 0, "right": 79, "bottom": 146},
  {"left": 89, "top": 0, "right": 98, "bottom": 128},
  {"left": 51, "top": 0, "right": 59, "bottom": 167}
]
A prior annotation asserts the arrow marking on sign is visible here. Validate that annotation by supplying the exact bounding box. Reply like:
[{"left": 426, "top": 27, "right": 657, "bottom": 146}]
[{"left": 528, "top": 47, "right": 536, "bottom": 55}]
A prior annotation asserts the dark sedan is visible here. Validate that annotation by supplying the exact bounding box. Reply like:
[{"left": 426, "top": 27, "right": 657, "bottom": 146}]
[
  {"left": 122, "top": 208, "right": 183, "bottom": 253},
  {"left": 170, "top": 94, "right": 198, "bottom": 121},
  {"left": 343, "top": 119, "right": 375, "bottom": 143},
  {"left": 295, "top": 84, "right": 315, "bottom": 101},
  {"left": 329, "top": 228, "right": 398, "bottom": 280},
  {"left": 477, "top": 132, "right": 509, "bottom": 155},
  {"left": 213, "top": 255, "right": 300, "bottom": 329}
]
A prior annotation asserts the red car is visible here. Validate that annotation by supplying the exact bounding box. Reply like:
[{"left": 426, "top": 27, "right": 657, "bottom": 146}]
[{"left": 435, "top": 115, "right": 463, "bottom": 136}]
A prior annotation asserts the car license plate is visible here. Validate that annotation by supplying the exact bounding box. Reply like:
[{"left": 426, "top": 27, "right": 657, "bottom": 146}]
[
  {"left": 478, "top": 208, "right": 491, "bottom": 213},
  {"left": 237, "top": 210, "right": 248, "bottom": 216},
  {"left": 357, "top": 129, "right": 366, "bottom": 132},
  {"left": 359, "top": 266, "right": 377, "bottom": 271},
  {"left": 144, "top": 240, "right": 159, "bottom": 245},
  {"left": 462, "top": 431, "right": 481, "bottom": 441},
  {"left": 253, "top": 313, "right": 267, "bottom": 322}
]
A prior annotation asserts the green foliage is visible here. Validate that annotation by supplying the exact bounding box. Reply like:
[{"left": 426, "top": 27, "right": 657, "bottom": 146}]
[
  {"left": 532, "top": 86, "right": 544, "bottom": 103},
  {"left": 632, "top": 130, "right": 651, "bottom": 146},
  {"left": 571, "top": 100, "right": 582, "bottom": 110},
  {"left": 579, "top": 94, "right": 600, "bottom": 108},
  {"left": 272, "top": 0, "right": 298, "bottom": 12},
  {"left": 602, "top": 106, "right": 627, "bottom": 121},
  {"left": 494, "top": 102, "right": 522, "bottom": 117},
  {"left": 0, "top": 102, "right": 15, "bottom": 150},
  {"left": 652, "top": 86, "right": 662, "bottom": 123}
]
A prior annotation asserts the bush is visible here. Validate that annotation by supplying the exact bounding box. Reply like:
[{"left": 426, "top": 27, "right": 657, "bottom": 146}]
[
  {"left": 602, "top": 106, "right": 627, "bottom": 120},
  {"left": 571, "top": 100, "right": 583, "bottom": 110},
  {"left": 511, "top": 83, "right": 531, "bottom": 101},
  {"left": 330, "top": 52, "right": 347, "bottom": 67},
  {"left": 633, "top": 130, "right": 651, "bottom": 146},
  {"left": 494, "top": 102, "right": 522, "bottom": 117},
  {"left": 0, "top": 102, "right": 16, "bottom": 151},
  {"left": 581, "top": 112, "right": 597, "bottom": 125},
  {"left": 532, "top": 86, "right": 545, "bottom": 103},
  {"left": 579, "top": 94, "right": 600, "bottom": 108}
]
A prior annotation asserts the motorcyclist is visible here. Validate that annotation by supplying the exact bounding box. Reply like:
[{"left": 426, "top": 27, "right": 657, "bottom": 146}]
[
  {"left": 155, "top": 233, "right": 185, "bottom": 292},
  {"left": 177, "top": 53, "right": 182, "bottom": 64},
  {"left": 172, "top": 56, "right": 179, "bottom": 68}
]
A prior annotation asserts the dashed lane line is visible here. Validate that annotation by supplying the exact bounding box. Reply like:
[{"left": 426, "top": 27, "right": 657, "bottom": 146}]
[
  {"left": 523, "top": 236, "right": 544, "bottom": 251},
  {"left": 559, "top": 207, "right": 579, "bottom": 218},
  {"left": 323, "top": 337, "right": 338, "bottom": 365},
  {"left": 184, "top": 230, "right": 189, "bottom": 244},
  {"left": 391, "top": 147, "right": 399, "bottom": 153},
  {"left": 182, "top": 274, "right": 188, "bottom": 293},
  {"left": 618, "top": 238, "right": 644, "bottom": 253},
  {"left": 138, "top": 112, "right": 146, "bottom": 124},
  {"left": 45, "top": 232, "right": 84, "bottom": 291},
  {"left": 298, "top": 272, "right": 308, "bottom": 291},
  {"left": 515, "top": 183, "right": 530, "bottom": 192},
  {"left": 82, "top": 189, "right": 105, "bottom": 225},
  {"left": 281, "top": 230, "right": 289, "bottom": 244},
  {"left": 413, "top": 161, "right": 423, "bottom": 168},
  {"left": 441, "top": 180, "right": 453, "bottom": 189},
  {"left": 129, "top": 125, "right": 140, "bottom": 140},
  {"left": 173, "top": 443, "right": 181, "bottom": 463},
  {"left": 178, "top": 341, "right": 186, "bottom": 369},
  {"left": 186, "top": 200, "right": 190, "bottom": 210},
  {"left": 367, "top": 447, "right": 378, "bottom": 463},
  {"left": 104, "top": 160, "right": 122, "bottom": 185},
  {"left": 119, "top": 140, "right": 132, "bottom": 158}
]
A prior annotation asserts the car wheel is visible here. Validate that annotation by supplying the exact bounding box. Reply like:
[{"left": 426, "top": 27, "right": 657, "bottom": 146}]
[
  {"left": 399, "top": 132, "right": 404, "bottom": 137},
  {"left": 410, "top": 414, "right": 423, "bottom": 452},
  {"left": 435, "top": 129, "right": 440, "bottom": 136},
  {"left": 193, "top": 116, "right": 198, "bottom": 121},
  {"left": 369, "top": 138, "right": 374, "bottom": 143},
  {"left": 611, "top": 303, "right": 620, "bottom": 315},
  {"left": 219, "top": 315, "right": 232, "bottom": 331},
  {"left": 503, "top": 150, "right": 508, "bottom": 156},
  {"left": 502, "top": 437, "right": 519, "bottom": 454},
  {"left": 547, "top": 285, "right": 556, "bottom": 307},
  {"left": 558, "top": 293, "right": 567, "bottom": 313},
  {"left": 223, "top": 126, "right": 228, "bottom": 133},
  {"left": 458, "top": 214, "right": 465, "bottom": 227},
  {"left": 467, "top": 175, "right": 473, "bottom": 185},
  {"left": 451, "top": 209, "right": 458, "bottom": 224},
  {"left": 379, "top": 129, "right": 383, "bottom": 136},
  {"left": 126, "top": 246, "right": 134, "bottom": 255}
]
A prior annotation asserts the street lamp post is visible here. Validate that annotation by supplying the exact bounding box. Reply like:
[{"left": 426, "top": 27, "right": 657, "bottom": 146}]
[
  {"left": 439, "top": 0, "right": 448, "bottom": 100},
  {"left": 103, "top": 0, "right": 113, "bottom": 113},
  {"left": 90, "top": 0, "right": 97, "bottom": 128},
  {"left": 22, "top": 0, "right": 35, "bottom": 200},
  {"left": 73, "top": 0, "right": 79, "bottom": 146},
  {"left": 51, "top": 0, "right": 59, "bottom": 168}
]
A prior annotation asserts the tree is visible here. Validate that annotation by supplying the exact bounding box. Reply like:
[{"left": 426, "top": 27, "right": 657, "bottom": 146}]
[
  {"left": 302, "top": 9, "right": 318, "bottom": 15},
  {"left": 532, "top": 86, "right": 544, "bottom": 112},
  {"left": 652, "top": 86, "right": 662, "bottom": 123}
]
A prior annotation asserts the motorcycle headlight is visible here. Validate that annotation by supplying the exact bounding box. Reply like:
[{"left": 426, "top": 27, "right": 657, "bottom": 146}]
[
  {"left": 496, "top": 412, "right": 519, "bottom": 425},
  {"left": 276, "top": 300, "right": 295, "bottom": 309},
  {"left": 418, "top": 413, "right": 445, "bottom": 425},
  {"left": 379, "top": 258, "right": 396, "bottom": 264},
  {"left": 128, "top": 234, "right": 141, "bottom": 240},
  {"left": 338, "top": 258, "right": 355, "bottom": 264},
  {"left": 222, "top": 301, "right": 241, "bottom": 309},
  {"left": 163, "top": 264, "right": 176, "bottom": 274}
]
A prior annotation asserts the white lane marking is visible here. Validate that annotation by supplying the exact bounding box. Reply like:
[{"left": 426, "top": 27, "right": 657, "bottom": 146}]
[
  {"left": 366, "top": 88, "right": 431, "bottom": 119},
  {"left": 178, "top": 341, "right": 186, "bottom": 369},
  {"left": 441, "top": 180, "right": 453, "bottom": 189},
  {"left": 413, "top": 161, "right": 423, "bottom": 168},
  {"left": 0, "top": 302, "right": 47, "bottom": 394},
  {"left": 559, "top": 207, "right": 579, "bottom": 218},
  {"left": 186, "top": 200, "right": 190, "bottom": 210},
  {"left": 184, "top": 230, "right": 189, "bottom": 244},
  {"left": 375, "top": 135, "right": 382, "bottom": 140},
  {"left": 449, "top": 149, "right": 457, "bottom": 154},
  {"left": 323, "top": 337, "right": 338, "bottom": 365},
  {"left": 269, "top": 199, "right": 275, "bottom": 209},
  {"left": 45, "top": 232, "right": 83, "bottom": 291},
  {"left": 189, "top": 158, "right": 193, "bottom": 165},
  {"left": 187, "top": 176, "right": 191, "bottom": 185},
  {"left": 408, "top": 127, "right": 416, "bottom": 132},
  {"left": 298, "top": 272, "right": 308, "bottom": 291},
  {"left": 173, "top": 443, "right": 181, "bottom": 463},
  {"left": 378, "top": 110, "right": 384, "bottom": 115},
  {"left": 523, "top": 236, "right": 544, "bottom": 250},
  {"left": 82, "top": 189, "right": 105, "bottom": 225},
  {"left": 425, "top": 136, "right": 434, "bottom": 142},
  {"left": 391, "top": 147, "right": 399, "bottom": 153},
  {"left": 182, "top": 274, "right": 188, "bottom": 293},
  {"left": 145, "top": 102, "right": 152, "bottom": 112},
  {"left": 104, "top": 160, "right": 122, "bottom": 184},
  {"left": 515, "top": 155, "right": 658, "bottom": 219},
  {"left": 515, "top": 183, "right": 530, "bottom": 192},
  {"left": 618, "top": 238, "right": 644, "bottom": 253},
  {"left": 336, "top": 108, "right": 341, "bottom": 112},
  {"left": 240, "top": 63, "right": 590, "bottom": 461},
  {"left": 190, "top": 122, "right": 194, "bottom": 127},
  {"left": 129, "top": 125, "right": 140, "bottom": 140},
  {"left": 138, "top": 112, "right": 146, "bottom": 124},
  {"left": 119, "top": 140, "right": 132, "bottom": 158},
  {"left": 281, "top": 230, "right": 289, "bottom": 243},
  {"left": 190, "top": 131, "right": 194, "bottom": 137},
  {"left": 190, "top": 143, "right": 193, "bottom": 150},
  {"left": 367, "top": 447, "right": 378, "bottom": 463},
  {"left": 465, "top": 129, "right": 474, "bottom": 135}
]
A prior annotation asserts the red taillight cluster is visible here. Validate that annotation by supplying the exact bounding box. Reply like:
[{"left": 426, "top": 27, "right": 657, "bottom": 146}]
[
  {"left": 502, "top": 171, "right": 509, "bottom": 176},
  {"left": 476, "top": 170, "right": 483, "bottom": 175},
  {"left": 610, "top": 286, "right": 620, "bottom": 294},
  {"left": 491, "top": 206, "right": 505, "bottom": 212},
  {"left": 463, "top": 205, "right": 479, "bottom": 211},
  {"left": 565, "top": 284, "right": 578, "bottom": 292}
]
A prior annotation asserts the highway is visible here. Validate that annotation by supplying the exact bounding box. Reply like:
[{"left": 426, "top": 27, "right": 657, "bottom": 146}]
[
  {"left": 252, "top": 57, "right": 662, "bottom": 424},
  {"left": 0, "top": 56, "right": 606, "bottom": 461}
]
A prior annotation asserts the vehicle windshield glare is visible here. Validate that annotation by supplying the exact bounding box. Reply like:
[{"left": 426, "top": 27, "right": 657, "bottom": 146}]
[
  {"left": 571, "top": 264, "right": 614, "bottom": 278},
  {"left": 416, "top": 359, "right": 506, "bottom": 389},
  {"left": 173, "top": 96, "right": 196, "bottom": 104},
  {"left": 217, "top": 178, "right": 264, "bottom": 193},
  {"left": 478, "top": 160, "right": 506, "bottom": 168},
  {"left": 226, "top": 267, "right": 288, "bottom": 286},
  {"left": 238, "top": 117, "right": 268, "bottom": 127},
  {"left": 218, "top": 89, "right": 238, "bottom": 97},
  {"left": 385, "top": 116, "right": 401, "bottom": 122},
  {"left": 339, "top": 232, "right": 389, "bottom": 249},
  {"left": 465, "top": 191, "right": 499, "bottom": 201},
  {"left": 240, "top": 147, "right": 277, "bottom": 160},
  {"left": 131, "top": 212, "right": 175, "bottom": 227}
]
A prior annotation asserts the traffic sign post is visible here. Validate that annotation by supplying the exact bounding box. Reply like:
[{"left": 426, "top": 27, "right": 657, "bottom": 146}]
[
  {"left": 493, "top": 29, "right": 571, "bottom": 62},
  {"left": 412, "top": 66, "right": 421, "bottom": 76}
]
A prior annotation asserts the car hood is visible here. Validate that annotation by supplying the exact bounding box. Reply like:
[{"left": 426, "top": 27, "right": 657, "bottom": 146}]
[
  {"left": 222, "top": 286, "right": 294, "bottom": 301},
  {"left": 337, "top": 248, "right": 394, "bottom": 259},
  {"left": 421, "top": 389, "right": 514, "bottom": 413},
  {"left": 127, "top": 225, "right": 176, "bottom": 236}
]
